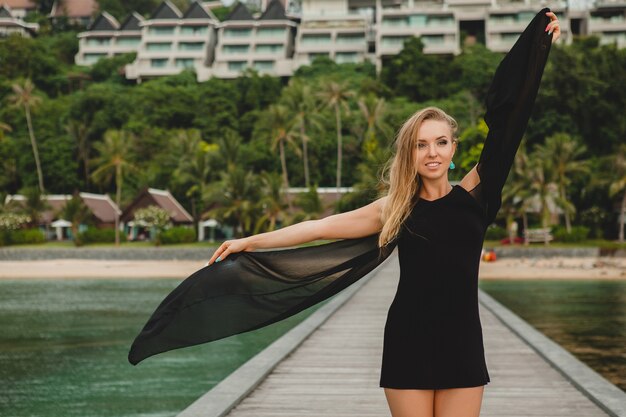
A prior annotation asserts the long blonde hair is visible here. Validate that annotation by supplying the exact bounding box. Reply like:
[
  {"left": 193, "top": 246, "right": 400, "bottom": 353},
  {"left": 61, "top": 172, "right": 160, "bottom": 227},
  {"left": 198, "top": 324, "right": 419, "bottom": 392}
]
[{"left": 377, "top": 106, "right": 459, "bottom": 250}]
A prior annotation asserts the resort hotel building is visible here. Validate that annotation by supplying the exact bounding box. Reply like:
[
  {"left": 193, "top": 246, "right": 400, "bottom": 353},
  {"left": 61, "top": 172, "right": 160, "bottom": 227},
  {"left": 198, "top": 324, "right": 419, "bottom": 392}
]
[{"left": 69, "top": 0, "right": 626, "bottom": 81}]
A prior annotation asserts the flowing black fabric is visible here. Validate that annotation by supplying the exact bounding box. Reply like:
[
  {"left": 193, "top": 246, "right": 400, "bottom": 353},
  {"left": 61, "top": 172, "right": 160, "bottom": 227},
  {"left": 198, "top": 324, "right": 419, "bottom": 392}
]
[
  {"left": 128, "top": 234, "right": 396, "bottom": 365},
  {"left": 128, "top": 8, "right": 552, "bottom": 366}
]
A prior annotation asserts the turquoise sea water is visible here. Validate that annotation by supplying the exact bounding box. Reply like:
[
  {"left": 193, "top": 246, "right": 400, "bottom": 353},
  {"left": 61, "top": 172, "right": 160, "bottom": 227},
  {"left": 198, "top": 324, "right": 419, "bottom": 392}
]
[
  {"left": 479, "top": 279, "right": 626, "bottom": 392},
  {"left": 0, "top": 279, "right": 325, "bottom": 417}
]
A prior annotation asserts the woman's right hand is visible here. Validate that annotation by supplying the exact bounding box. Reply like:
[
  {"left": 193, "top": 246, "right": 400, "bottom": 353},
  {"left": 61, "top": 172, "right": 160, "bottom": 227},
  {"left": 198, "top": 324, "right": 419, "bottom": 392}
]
[{"left": 206, "top": 237, "right": 253, "bottom": 266}]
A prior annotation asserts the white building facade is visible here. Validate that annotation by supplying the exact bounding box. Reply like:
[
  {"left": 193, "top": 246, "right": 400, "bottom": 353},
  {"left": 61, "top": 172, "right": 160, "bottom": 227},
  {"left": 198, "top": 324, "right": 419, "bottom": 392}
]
[{"left": 74, "top": 0, "right": 626, "bottom": 81}]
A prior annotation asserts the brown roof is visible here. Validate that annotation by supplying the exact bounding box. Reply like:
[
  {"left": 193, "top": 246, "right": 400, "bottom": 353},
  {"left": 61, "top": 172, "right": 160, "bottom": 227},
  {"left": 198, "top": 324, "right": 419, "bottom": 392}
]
[
  {"left": 79, "top": 192, "right": 121, "bottom": 223},
  {"left": 50, "top": 0, "right": 97, "bottom": 18},
  {"left": 121, "top": 188, "right": 193, "bottom": 224},
  {"left": 4, "top": 193, "right": 120, "bottom": 225},
  {"left": 1, "top": 0, "right": 36, "bottom": 9}
]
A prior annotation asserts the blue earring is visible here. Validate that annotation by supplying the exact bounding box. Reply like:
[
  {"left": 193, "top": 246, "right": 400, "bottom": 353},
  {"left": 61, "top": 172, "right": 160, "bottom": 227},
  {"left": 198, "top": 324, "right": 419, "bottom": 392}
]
[{"left": 449, "top": 161, "right": 455, "bottom": 170}]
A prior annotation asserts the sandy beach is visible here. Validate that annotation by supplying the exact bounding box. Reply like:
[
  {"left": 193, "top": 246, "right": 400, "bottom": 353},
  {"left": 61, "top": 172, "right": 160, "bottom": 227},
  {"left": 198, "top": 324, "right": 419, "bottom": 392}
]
[{"left": 0, "top": 256, "right": 624, "bottom": 280}]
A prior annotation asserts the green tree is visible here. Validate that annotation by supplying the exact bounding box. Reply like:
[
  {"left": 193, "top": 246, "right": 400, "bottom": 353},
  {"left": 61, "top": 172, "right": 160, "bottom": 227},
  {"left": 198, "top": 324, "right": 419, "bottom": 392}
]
[
  {"left": 280, "top": 79, "right": 324, "bottom": 188},
  {"left": 607, "top": 143, "right": 626, "bottom": 242},
  {"left": 318, "top": 81, "right": 354, "bottom": 199},
  {"left": 61, "top": 193, "right": 93, "bottom": 246},
  {"left": 258, "top": 104, "right": 301, "bottom": 211},
  {"left": 8, "top": 79, "right": 44, "bottom": 193},
  {"left": 254, "top": 171, "right": 289, "bottom": 234},
  {"left": 538, "top": 133, "right": 590, "bottom": 233},
  {"left": 91, "top": 129, "right": 138, "bottom": 246},
  {"left": 133, "top": 205, "right": 171, "bottom": 246}
]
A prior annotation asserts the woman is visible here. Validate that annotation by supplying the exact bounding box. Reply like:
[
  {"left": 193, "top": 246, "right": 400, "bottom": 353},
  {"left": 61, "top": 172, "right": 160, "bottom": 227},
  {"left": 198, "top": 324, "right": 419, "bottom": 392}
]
[{"left": 129, "top": 9, "right": 560, "bottom": 417}]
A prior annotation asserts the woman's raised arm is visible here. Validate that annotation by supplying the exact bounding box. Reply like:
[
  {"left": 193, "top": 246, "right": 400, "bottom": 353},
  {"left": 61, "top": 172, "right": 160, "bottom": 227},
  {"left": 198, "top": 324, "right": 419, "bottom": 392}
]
[{"left": 207, "top": 196, "right": 387, "bottom": 265}]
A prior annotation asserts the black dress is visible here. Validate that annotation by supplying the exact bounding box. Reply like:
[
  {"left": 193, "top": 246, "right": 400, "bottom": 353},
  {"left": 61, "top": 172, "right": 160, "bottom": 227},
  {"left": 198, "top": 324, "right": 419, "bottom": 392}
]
[{"left": 128, "top": 8, "right": 553, "bottom": 372}]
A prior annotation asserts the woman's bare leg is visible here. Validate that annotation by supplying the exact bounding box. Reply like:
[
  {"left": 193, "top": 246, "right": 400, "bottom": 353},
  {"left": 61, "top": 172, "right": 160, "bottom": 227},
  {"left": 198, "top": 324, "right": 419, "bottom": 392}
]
[
  {"left": 383, "top": 388, "right": 435, "bottom": 417},
  {"left": 433, "top": 386, "right": 485, "bottom": 417}
]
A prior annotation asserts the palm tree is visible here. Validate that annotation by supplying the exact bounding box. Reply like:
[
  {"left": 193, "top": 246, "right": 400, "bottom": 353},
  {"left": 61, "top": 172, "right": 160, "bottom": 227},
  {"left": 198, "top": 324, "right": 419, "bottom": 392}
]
[
  {"left": 0, "top": 121, "right": 11, "bottom": 140},
  {"left": 538, "top": 133, "right": 590, "bottom": 233},
  {"left": 262, "top": 104, "right": 301, "bottom": 211},
  {"left": 607, "top": 143, "right": 626, "bottom": 242},
  {"left": 172, "top": 130, "right": 213, "bottom": 222},
  {"left": 318, "top": 81, "right": 354, "bottom": 198},
  {"left": 281, "top": 80, "right": 324, "bottom": 188},
  {"left": 525, "top": 149, "right": 560, "bottom": 245},
  {"left": 9, "top": 79, "right": 44, "bottom": 193},
  {"left": 91, "top": 129, "right": 138, "bottom": 246},
  {"left": 358, "top": 94, "right": 391, "bottom": 147},
  {"left": 66, "top": 120, "right": 91, "bottom": 186},
  {"left": 61, "top": 193, "right": 93, "bottom": 246},
  {"left": 254, "top": 171, "right": 289, "bottom": 234},
  {"left": 204, "top": 165, "right": 261, "bottom": 238}
]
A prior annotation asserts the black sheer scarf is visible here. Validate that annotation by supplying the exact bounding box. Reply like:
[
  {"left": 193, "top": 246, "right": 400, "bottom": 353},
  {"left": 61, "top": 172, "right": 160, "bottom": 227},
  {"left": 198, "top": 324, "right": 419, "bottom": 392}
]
[{"left": 128, "top": 8, "right": 553, "bottom": 365}]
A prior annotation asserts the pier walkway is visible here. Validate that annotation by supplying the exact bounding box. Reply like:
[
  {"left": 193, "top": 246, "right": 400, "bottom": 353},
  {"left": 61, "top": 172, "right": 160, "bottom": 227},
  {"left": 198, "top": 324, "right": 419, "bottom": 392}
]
[{"left": 180, "top": 251, "right": 622, "bottom": 417}]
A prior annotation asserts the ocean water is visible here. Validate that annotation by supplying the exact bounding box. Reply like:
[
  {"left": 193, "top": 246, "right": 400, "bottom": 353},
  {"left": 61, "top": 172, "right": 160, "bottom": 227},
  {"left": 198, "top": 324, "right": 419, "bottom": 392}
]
[
  {"left": 480, "top": 279, "right": 626, "bottom": 391},
  {"left": 0, "top": 278, "right": 325, "bottom": 417}
]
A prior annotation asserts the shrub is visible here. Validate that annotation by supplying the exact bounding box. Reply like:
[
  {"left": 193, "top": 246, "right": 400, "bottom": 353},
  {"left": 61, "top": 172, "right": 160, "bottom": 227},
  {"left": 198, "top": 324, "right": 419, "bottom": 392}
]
[
  {"left": 9, "top": 228, "right": 46, "bottom": 245},
  {"left": 79, "top": 227, "right": 127, "bottom": 244},
  {"left": 485, "top": 225, "right": 507, "bottom": 240},
  {"left": 160, "top": 227, "right": 196, "bottom": 244},
  {"left": 552, "top": 225, "right": 590, "bottom": 243}
]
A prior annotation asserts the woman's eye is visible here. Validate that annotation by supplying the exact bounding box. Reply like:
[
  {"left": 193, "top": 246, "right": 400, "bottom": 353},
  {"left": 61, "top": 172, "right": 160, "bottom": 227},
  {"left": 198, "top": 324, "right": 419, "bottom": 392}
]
[
  {"left": 438, "top": 140, "right": 448, "bottom": 146},
  {"left": 417, "top": 143, "right": 426, "bottom": 148}
]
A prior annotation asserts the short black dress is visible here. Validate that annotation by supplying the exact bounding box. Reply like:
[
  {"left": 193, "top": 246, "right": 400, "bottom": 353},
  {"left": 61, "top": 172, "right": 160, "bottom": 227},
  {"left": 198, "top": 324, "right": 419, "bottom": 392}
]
[
  {"left": 127, "top": 8, "right": 552, "bottom": 369},
  {"left": 380, "top": 9, "right": 553, "bottom": 389}
]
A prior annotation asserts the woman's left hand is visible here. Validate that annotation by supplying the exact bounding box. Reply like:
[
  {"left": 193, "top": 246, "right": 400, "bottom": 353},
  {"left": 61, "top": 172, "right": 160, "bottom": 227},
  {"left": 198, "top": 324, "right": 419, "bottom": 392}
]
[{"left": 545, "top": 11, "right": 561, "bottom": 44}]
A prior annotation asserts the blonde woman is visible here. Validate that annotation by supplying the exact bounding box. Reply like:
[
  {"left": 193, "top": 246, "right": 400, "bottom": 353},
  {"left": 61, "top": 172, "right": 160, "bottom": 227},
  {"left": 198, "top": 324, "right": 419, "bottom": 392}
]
[{"left": 130, "top": 8, "right": 560, "bottom": 417}]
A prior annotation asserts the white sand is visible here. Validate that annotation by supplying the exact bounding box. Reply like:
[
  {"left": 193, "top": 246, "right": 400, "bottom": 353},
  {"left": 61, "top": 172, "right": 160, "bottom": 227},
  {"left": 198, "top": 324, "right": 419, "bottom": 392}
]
[{"left": 0, "top": 257, "right": 624, "bottom": 280}]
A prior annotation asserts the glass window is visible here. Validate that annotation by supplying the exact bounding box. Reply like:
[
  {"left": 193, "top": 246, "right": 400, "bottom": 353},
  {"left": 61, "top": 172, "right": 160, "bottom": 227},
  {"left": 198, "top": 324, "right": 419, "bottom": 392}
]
[
  {"left": 308, "top": 52, "right": 329, "bottom": 61},
  {"left": 228, "top": 61, "right": 247, "bottom": 71},
  {"left": 224, "top": 28, "right": 252, "bottom": 37},
  {"left": 409, "top": 14, "right": 427, "bottom": 28},
  {"left": 151, "top": 58, "right": 168, "bottom": 68},
  {"left": 148, "top": 26, "right": 175, "bottom": 35},
  {"left": 422, "top": 34, "right": 445, "bottom": 45},
  {"left": 382, "top": 17, "right": 408, "bottom": 27},
  {"left": 117, "top": 37, "right": 140, "bottom": 46},
  {"left": 253, "top": 60, "right": 274, "bottom": 71},
  {"left": 301, "top": 34, "right": 331, "bottom": 44},
  {"left": 255, "top": 44, "right": 284, "bottom": 53},
  {"left": 257, "top": 27, "right": 285, "bottom": 37},
  {"left": 335, "top": 52, "right": 358, "bottom": 64},
  {"left": 381, "top": 36, "right": 409, "bottom": 46},
  {"left": 336, "top": 33, "right": 365, "bottom": 44},
  {"left": 146, "top": 42, "right": 172, "bottom": 51},
  {"left": 86, "top": 37, "right": 111, "bottom": 46},
  {"left": 180, "top": 26, "right": 208, "bottom": 35},
  {"left": 84, "top": 53, "right": 107, "bottom": 64},
  {"left": 427, "top": 15, "right": 454, "bottom": 27},
  {"left": 175, "top": 58, "right": 195, "bottom": 68},
  {"left": 179, "top": 42, "right": 205, "bottom": 51},
  {"left": 223, "top": 44, "right": 249, "bottom": 54}
]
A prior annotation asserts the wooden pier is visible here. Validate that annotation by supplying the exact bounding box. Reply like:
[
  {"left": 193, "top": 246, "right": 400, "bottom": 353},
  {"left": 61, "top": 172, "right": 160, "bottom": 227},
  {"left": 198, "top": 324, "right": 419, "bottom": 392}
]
[{"left": 180, "top": 252, "right": 621, "bottom": 417}]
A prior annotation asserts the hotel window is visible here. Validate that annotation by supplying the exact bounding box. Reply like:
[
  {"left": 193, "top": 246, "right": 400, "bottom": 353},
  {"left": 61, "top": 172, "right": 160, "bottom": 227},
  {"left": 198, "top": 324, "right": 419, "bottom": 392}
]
[
  {"left": 301, "top": 34, "right": 331, "bottom": 45},
  {"left": 223, "top": 44, "right": 249, "bottom": 54},
  {"left": 117, "top": 37, "right": 140, "bottom": 46},
  {"left": 308, "top": 52, "right": 329, "bottom": 61},
  {"left": 255, "top": 44, "right": 283, "bottom": 53},
  {"left": 84, "top": 53, "right": 107, "bottom": 64},
  {"left": 382, "top": 16, "right": 408, "bottom": 27},
  {"left": 180, "top": 26, "right": 208, "bottom": 35},
  {"left": 179, "top": 42, "right": 205, "bottom": 51},
  {"left": 224, "top": 28, "right": 252, "bottom": 37},
  {"left": 228, "top": 61, "right": 247, "bottom": 71},
  {"left": 257, "top": 27, "right": 285, "bottom": 37},
  {"left": 176, "top": 58, "right": 195, "bottom": 68},
  {"left": 427, "top": 15, "right": 454, "bottom": 27},
  {"left": 86, "top": 37, "right": 111, "bottom": 46},
  {"left": 336, "top": 33, "right": 365, "bottom": 44},
  {"left": 253, "top": 60, "right": 274, "bottom": 71},
  {"left": 381, "top": 36, "right": 410, "bottom": 46},
  {"left": 421, "top": 35, "right": 445, "bottom": 45},
  {"left": 409, "top": 14, "right": 427, "bottom": 28},
  {"left": 335, "top": 52, "right": 358, "bottom": 64},
  {"left": 148, "top": 26, "right": 175, "bottom": 35},
  {"left": 151, "top": 58, "right": 168, "bottom": 68},
  {"left": 146, "top": 42, "right": 172, "bottom": 51}
]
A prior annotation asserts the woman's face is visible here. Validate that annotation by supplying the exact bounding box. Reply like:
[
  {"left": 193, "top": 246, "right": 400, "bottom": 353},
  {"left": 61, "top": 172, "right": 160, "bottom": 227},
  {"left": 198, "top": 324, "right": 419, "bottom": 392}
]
[{"left": 413, "top": 119, "right": 456, "bottom": 181}]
